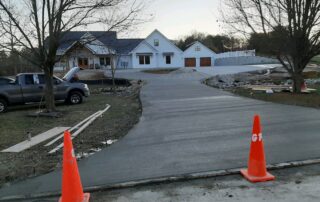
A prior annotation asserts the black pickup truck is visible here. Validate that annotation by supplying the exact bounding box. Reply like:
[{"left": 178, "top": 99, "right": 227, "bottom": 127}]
[{"left": 0, "top": 69, "right": 90, "bottom": 113}]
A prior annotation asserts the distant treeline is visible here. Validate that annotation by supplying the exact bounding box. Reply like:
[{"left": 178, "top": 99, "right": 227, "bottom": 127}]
[
  {"left": 175, "top": 32, "right": 245, "bottom": 53},
  {"left": 175, "top": 31, "right": 281, "bottom": 57},
  {"left": 0, "top": 50, "right": 38, "bottom": 76}
]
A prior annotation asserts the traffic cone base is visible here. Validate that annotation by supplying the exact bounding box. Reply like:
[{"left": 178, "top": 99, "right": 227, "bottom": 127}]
[
  {"left": 59, "top": 193, "right": 90, "bottom": 202},
  {"left": 240, "top": 169, "right": 275, "bottom": 183}
]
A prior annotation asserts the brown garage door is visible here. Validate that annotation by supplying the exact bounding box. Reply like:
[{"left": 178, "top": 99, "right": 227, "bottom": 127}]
[
  {"left": 200, "top": 57, "right": 211, "bottom": 67},
  {"left": 185, "top": 58, "right": 196, "bottom": 67}
]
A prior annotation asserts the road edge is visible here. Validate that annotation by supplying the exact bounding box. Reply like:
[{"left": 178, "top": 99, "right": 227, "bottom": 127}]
[{"left": 2, "top": 158, "right": 320, "bottom": 201}]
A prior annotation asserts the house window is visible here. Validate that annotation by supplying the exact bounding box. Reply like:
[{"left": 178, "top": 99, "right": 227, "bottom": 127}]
[
  {"left": 100, "top": 57, "right": 111, "bottom": 66},
  {"left": 139, "top": 55, "right": 151, "bottom": 65},
  {"left": 139, "top": 56, "right": 144, "bottom": 64},
  {"left": 105, "top": 57, "right": 110, "bottom": 65},
  {"left": 145, "top": 56, "right": 150, "bottom": 64},
  {"left": 99, "top": 58, "right": 104, "bottom": 65},
  {"left": 195, "top": 46, "right": 201, "bottom": 51},
  {"left": 154, "top": 39, "right": 159, "bottom": 46},
  {"left": 165, "top": 55, "right": 171, "bottom": 64}
]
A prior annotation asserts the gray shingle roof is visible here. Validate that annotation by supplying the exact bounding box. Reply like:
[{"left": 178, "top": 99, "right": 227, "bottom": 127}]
[
  {"left": 114, "top": 39, "right": 144, "bottom": 54},
  {"left": 57, "top": 31, "right": 142, "bottom": 55}
]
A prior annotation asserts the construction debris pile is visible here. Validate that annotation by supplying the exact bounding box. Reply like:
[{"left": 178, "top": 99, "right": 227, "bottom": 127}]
[
  {"left": 205, "top": 66, "right": 320, "bottom": 93},
  {"left": 91, "top": 80, "right": 143, "bottom": 96}
]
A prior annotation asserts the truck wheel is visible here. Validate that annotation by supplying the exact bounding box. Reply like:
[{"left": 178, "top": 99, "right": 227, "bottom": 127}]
[
  {"left": 67, "top": 91, "right": 83, "bottom": 104},
  {"left": 0, "top": 99, "right": 8, "bottom": 113}
]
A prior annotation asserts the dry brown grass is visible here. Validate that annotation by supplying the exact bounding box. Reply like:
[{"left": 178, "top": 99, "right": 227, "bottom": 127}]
[
  {"left": 230, "top": 85, "right": 320, "bottom": 108},
  {"left": 0, "top": 83, "right": 141, "bottom": 186}
]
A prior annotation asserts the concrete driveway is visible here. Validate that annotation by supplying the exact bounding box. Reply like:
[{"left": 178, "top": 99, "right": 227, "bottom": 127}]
[{"left": 1, "top": 67, "right": 320, "bottom": 198}]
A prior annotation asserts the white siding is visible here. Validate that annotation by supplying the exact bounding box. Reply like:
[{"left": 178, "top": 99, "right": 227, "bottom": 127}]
[
  {"left": 117, "top": 55, "right": 132, "bottom": 69},
  {"left": 131, "top": 42, "right": 158, "bottom": 68},
  {"left": 145, "top": 31, "right": 183, "bottom": 68},
  {"left": 131, "top": 30, "right": 183, "bottom": 68},
  {"left": 183, "top": 41, "right": 216, "bottom": 67}
]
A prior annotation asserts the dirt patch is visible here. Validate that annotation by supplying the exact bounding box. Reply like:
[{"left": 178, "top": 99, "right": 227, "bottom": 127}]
[
  {"left": 142, "top": 68, "right": 179, "bottom": 74},
  {"left": 54, "top": 69, "right": 106, "bottom": 81},
  {"left": 0, "top": 81, "right": 142, "bottom": 187}
]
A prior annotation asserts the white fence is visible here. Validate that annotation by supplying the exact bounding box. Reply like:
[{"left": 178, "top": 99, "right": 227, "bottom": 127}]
[
  {"left": 214, "top": 56, "right": 280, "bottom": 66},
  {"left": 215, "top": 50, "right": 256, "bottom": 59}
]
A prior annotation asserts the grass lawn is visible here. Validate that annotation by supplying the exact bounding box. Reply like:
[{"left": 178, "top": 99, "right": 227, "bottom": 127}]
[
  {"left": 230, "top": 85, "right": 320, "bottom": 108},
  {"left": 0, "top": 84, "right": 141, "bottom": 186},
  {"left": 142, "top": 68, "right": 179, "bottom": 74}
]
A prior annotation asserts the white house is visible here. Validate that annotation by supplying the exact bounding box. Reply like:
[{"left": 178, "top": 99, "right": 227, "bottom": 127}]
[
  {"left": 54, "top": 30, "right": 260, "bottom": 70},
  {"left": 130, "top": 30, "right": 184, "bottom": 68},
  {"left": 54, "top": 31, "right": 143, "bottom": 71},
  {"left": 54, "top": 30, "right": 220, "bottom": 70},
  {"left": 183, "top": 41, "right": 216, "bottom": 67}
]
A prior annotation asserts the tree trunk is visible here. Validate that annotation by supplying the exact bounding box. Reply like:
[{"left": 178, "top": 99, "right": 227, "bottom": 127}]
[
  {"left": 291, "top": 73, "right": 304, "bottom": 93},
  {"left": 43, "top": 67, "right": 56, "bottom": 112},
  {"left": 110, "top": 55, "right": 116, "bottom": 94},
  {"left": 111, "top": 69, "right": 116, "bottom": 93}
]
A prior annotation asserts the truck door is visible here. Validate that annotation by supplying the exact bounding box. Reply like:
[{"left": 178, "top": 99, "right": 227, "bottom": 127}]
[
  {"left": 4, "top": 77, "right": 24, "bottom": 104},
  {"left": 53, "top": 77, "right": 68, "bottom": 100},
  {"left": 21, "top": 74, "right": 45, "bottom": 102},
  {"left": 38, "top": 75, "right": 68, "bottom": 101}
]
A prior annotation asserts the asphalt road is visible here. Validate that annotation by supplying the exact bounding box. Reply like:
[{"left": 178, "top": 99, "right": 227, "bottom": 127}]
[{"left": 1, "top": 67, "right": 320, "bottom": 199}]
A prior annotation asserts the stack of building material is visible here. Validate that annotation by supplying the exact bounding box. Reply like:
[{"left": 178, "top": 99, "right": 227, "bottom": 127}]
[
  {"left": 1, "top": 104, "right": 111, "bottom": 153},
  {"left": 1, "top": 127, "right": 70, "bottom": 153},
  {"left": 47, "top": 104, "right": 111, "bottom": 154}
]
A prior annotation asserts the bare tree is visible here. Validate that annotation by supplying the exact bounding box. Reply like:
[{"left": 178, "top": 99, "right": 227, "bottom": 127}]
[
  {"left": 223, "top": 0, "right": 320, "bottom": 93},
  {"left": 107, "top": 46, "right": 117, "bottom": 93},
  {"left": 0, "top": 0, "right": 146, "bottom": 112}
]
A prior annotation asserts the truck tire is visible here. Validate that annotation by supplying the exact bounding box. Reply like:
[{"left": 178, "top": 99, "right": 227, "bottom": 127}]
[
  {"left": 67, "top": 91, "right": 83, "bottom": 105},
  {"left": 0, "top": 98, "right": 8, "bottom": 113}
]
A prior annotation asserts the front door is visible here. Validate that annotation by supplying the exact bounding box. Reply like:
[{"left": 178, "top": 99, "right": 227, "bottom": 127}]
[{"left": 78, "top": 58, "right": 88, "bottom": 69}]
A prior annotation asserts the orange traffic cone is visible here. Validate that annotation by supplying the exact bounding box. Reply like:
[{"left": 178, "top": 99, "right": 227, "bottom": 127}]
[
  {"left": 59, "top": 131, "right": 90, "bottom": 202},
  {"left": 240, "top": 115, "right": 275, "bottom": 183}
]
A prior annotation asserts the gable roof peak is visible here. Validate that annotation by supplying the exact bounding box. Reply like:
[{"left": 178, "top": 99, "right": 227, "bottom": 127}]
[
  {"left": 129, "top": 40, "right": 159, "bottom": 54},
  {"left": 145, "top": 29, "right": 183, "bottom": 53},
  {"left": 184, "top": 40, "right": 216, "bottom": 54}
]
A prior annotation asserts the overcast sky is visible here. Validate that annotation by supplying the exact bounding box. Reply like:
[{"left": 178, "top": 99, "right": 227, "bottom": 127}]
[{"left": 129, "top": 0, "right": 222, "bottom": 40}]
